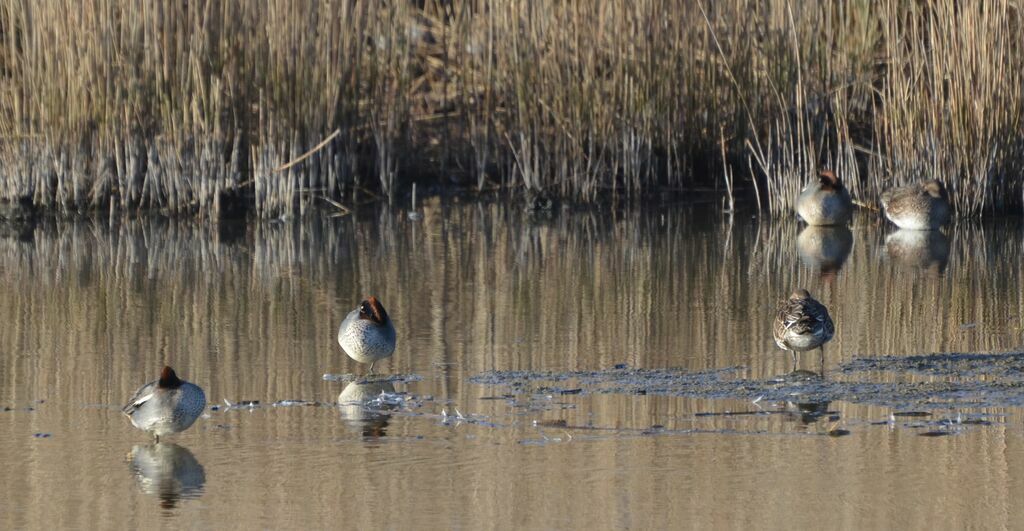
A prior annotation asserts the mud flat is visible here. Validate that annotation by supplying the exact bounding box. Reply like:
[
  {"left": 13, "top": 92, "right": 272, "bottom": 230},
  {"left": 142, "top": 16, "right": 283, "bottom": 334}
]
[{"left": 471, "top": 352, "right": 1024, "bottom": 410}]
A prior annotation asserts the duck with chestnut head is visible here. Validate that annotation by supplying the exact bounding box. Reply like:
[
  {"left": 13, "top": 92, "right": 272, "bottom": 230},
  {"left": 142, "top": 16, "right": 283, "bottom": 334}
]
[
  {"left": 880, "top": 179, "right": 951, "bottom": 230},
  {"left": 796, "top": 169, "right": 854, "bottom": 226},
  {"left": 338, "top": 296, "right": 397, "bottom": 373},
  {"left": 123, "top": 366, "right": 206, "bottom": 442}
]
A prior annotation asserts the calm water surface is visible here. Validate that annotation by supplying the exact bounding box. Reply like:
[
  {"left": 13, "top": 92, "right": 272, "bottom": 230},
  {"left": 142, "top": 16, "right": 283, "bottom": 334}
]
[{"left": 1, "top": 201, "right": 1023, "bottom": 529}]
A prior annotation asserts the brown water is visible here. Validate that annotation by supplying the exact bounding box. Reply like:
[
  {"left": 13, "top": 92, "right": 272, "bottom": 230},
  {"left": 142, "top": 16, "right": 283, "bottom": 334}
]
[{"left": 1, "top": 201, "right": 1023, "bottom": 529}]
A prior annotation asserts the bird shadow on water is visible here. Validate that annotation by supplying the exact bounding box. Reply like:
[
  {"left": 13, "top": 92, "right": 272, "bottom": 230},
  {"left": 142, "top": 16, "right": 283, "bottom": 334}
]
[{"left": 127, "top": 442, "right": 205, "bottom": 514}]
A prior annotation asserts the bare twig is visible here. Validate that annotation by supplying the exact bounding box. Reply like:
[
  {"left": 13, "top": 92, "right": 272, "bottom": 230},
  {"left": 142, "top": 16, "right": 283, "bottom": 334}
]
[{"left": 273, "top": 129, "right": 342, "bottom": 173}]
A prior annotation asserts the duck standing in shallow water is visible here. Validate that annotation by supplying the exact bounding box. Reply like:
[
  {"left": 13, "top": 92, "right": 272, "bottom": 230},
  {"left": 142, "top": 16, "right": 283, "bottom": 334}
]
[
  {"left": 880, "top": 179, "right": 951, "bottom": 230},
  {"left": 338, "top": 296, "right": 396, "bottom": 373},
  {"left": 773, "top": 289, "right": 835, "bottom": 370},
  {"left": 796, "top": 169, "right": 853, "bottom": 226},
  {"left": 123, "top": 366, "right": 206, "bottom": 442}
]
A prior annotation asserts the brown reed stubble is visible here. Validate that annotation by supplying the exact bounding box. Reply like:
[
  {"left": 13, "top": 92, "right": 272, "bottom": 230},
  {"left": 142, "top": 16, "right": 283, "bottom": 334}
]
[
  {"left": 0, "top": 0, "right": 1020, "bottom": 218},
  {"left": 872, "top": 0, "right": 1024, "bottom": 216}
]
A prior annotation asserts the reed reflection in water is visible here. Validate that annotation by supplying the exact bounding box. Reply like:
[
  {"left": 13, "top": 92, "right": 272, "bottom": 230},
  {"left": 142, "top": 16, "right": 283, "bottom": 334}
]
[
  {"left": 1, "top": 206, "right": 1020, "bottom": 381},
  {"left": 0, "top": 201, "right": 1022, "bottom": 528}
]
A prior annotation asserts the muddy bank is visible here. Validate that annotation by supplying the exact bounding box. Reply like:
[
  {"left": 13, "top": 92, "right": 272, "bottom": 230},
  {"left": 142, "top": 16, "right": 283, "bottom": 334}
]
[
  {"left": 470, "top": 351, "right": 1024, "bottom": 410},
  {"left": 842, "top": 351, "right": 1024, "bottom": 379}
]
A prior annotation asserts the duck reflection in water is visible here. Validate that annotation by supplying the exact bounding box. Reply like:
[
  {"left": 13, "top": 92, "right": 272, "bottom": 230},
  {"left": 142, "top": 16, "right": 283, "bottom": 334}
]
[
  {"left": 783, "top": 399, "right": 832, "bottom": 426},
  {"left": 775, "top": 366, "right": 830, "bottom": 390},
  {"left": 797, "top": 226, "right": 853, "bottom": 281},
  {"left": 127, "top": 443, "right": 205, "bottom": 511},
  {"left": 338, "top": 380, "right": 397, "bottom": 439},
  {"left": 885, "top": 229, "right": 950, "bottom": 274}
]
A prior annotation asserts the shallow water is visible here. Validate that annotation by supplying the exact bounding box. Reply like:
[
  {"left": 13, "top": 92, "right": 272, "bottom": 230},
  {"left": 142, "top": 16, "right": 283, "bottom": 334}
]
[{"left": 1, "top": 201, "right": 1023, "bottom": 529}]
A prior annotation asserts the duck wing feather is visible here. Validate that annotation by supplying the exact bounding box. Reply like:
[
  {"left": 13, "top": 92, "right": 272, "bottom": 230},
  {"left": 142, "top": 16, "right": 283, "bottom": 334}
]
[{"left": 122, "top": 380, "right": 157, "bottom": 416}]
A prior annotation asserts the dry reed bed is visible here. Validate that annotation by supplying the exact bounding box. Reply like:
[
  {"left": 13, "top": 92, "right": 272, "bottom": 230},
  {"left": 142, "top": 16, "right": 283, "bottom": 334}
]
[{"left": 0, "top": 0, "right": 1021, "bottom": 217}]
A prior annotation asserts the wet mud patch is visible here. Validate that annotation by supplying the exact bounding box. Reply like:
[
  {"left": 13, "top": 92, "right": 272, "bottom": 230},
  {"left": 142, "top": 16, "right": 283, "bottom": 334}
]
[
  {"left": 470, "top": 366, "right": 744, "bottom": 396},
  {"left": 470, "top": 359, "right": 1024, "bottom": 410},
  {"left": 842, "top": 351, "right": 1024, "bottom": 380},
  {"left": 322, "top": 373, "right": 424, "bottom": 384}
]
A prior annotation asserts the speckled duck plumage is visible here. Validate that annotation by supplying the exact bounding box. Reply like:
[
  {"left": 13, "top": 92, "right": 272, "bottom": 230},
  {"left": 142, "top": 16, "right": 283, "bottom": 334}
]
[
  {"left": 773, "top": 289, "right": 835, "bottom": 357},
  {"left": 796, "top": 170, "right": 853, "bottom": 226},
  {"left": 880, "top": 179, "right": 951, "bottom": 230},
  {"left": 338, "top": 296, "right": 397, "bottom": 371},
  {"left": 123, "top": 366, "right": 206, "bottom": 440}
]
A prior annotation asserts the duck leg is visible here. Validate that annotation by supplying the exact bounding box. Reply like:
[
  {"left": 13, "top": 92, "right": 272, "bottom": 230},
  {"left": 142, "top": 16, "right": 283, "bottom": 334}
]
[
  {"left": 368, "top": 360, "right": 376, "bottom": 375},
  {"left": 819, "top": 346, "right": 825, "bottom": 378}
]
